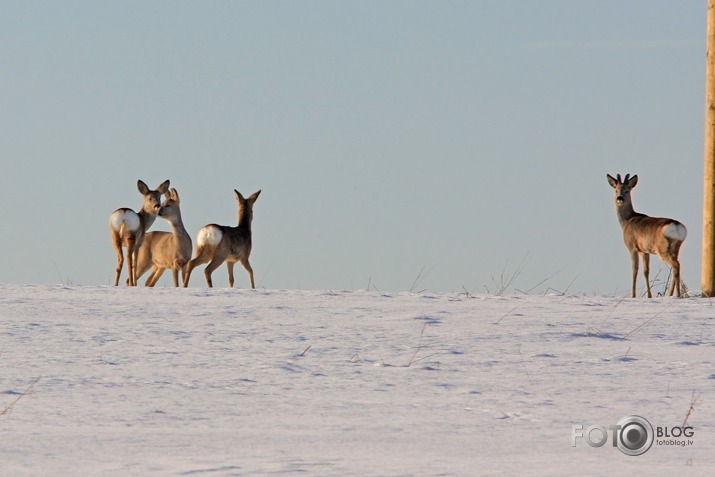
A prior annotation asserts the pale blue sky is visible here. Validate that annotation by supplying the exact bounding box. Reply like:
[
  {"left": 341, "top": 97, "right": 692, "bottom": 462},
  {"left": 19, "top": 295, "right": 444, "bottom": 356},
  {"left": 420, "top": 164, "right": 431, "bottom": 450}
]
[{"left": 0, "top": 1, "right": 706, "bottom": 294}]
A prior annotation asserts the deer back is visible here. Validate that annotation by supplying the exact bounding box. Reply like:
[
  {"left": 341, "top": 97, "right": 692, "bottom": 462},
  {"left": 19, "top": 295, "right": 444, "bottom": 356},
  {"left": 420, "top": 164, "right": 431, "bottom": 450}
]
[{"left": 622, "top": 215, "right": 685, "bottom": 255}]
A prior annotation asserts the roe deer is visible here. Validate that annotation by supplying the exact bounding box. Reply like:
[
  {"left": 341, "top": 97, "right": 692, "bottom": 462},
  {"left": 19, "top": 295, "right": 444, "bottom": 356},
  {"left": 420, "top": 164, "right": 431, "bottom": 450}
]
[
  {"left": 607, "top": 173, "right": 687, "bottom": 297},
  {"left": 134, "top": 188, "right": 193, "bottom": 287},
  {"left": 109, "top": 179, "right": 170, "bottom": 286},
  {"left": 182, "top": 189, "right": 261, "bottom": 288}
]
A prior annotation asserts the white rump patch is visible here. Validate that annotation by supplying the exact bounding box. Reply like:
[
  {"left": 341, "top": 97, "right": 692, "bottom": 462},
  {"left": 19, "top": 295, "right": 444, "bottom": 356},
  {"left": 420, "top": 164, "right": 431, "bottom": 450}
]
[
  {"left": 197, "top": 225, "right": 223, "bottom": 247},
  {"left": 663, "top": 223, "right": 687, "bottom": 241},
  {"left": 109, "top": 210, "right": 141, "bottom": 233}
]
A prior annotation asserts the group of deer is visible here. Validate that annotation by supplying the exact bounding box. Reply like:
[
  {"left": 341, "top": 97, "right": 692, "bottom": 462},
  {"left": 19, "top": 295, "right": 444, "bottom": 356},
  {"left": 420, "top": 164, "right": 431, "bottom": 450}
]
[
  {"left": 108, "top": 174, "right": 687, "bottom": 298},
  {"left": 109, "top": 180, "right": 261, "bottom": 288}
]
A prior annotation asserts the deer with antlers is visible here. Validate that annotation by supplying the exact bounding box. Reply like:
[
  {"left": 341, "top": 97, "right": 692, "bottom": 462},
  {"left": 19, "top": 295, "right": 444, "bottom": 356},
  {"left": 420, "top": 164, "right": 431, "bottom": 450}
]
[
  {"left": 109, "top": 180, "right": 170, "bottom": 286},
  {"left": 607, "top": 173, "right": 687, "bottom": 297},
  {"left": 182, "top": 189, "right": 261, "bottom": 288}
]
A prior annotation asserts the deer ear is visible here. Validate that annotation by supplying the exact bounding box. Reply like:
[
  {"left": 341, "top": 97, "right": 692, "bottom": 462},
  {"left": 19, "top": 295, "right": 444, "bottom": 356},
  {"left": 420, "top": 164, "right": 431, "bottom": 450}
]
[
  {"left": 137, "top": 180, "right": 150, "bottom": 195},
  {"left": 156, "top": 180, "right": 170, "bottom": 195},
  {"left": 607, "top": 174, "right": 619, "bottom": 189},
  {"left": 171, "top": 188, "right": 180, "bottom": 202},
  {"left": 234, "top": 189, "right": 245, "bottom": 203},
  {"left": 628, "top": 174, "right": 638, "bottom": 188},
  {"left": 248, "top": 190, "right": 261, "bottom": 202}
]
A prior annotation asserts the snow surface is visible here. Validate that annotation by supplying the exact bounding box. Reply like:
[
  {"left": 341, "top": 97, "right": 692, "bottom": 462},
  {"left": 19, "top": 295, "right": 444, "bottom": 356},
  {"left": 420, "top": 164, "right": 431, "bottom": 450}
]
[{"left": 0, "top": 284, "right": 713, "bottom": 476}]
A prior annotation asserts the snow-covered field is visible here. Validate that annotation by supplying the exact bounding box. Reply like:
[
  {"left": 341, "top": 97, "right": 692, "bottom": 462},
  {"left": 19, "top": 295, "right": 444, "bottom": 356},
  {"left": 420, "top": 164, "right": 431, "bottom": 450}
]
[{"left": 0, "top": 284, "right": 713, "bottom": 476}]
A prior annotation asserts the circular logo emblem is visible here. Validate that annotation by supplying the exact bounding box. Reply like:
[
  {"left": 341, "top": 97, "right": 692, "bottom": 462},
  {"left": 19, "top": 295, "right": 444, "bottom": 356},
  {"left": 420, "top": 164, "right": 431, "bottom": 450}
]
[{"left": 616, "top": 415, "right": 654, "bottom": 456}]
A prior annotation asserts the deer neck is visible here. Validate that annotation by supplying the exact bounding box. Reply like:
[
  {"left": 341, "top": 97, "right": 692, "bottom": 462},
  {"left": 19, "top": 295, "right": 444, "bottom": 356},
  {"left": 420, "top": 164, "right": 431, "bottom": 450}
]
[
  {"left": 170, "top": 215, "right": 190, "bottom": 240},
  {"left": 237, "top": 207, "right": 253, "bottom": 232},
  {"left": 615, "top": 200, "right": 637, "bottom": 227},
  {"left": 138, "top": 209, "right": 158, "bottom": 232}
]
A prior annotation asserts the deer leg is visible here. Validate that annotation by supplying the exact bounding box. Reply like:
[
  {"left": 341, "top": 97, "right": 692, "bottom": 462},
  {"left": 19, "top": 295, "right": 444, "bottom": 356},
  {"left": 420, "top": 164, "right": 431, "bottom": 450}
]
[
  {"left": 133, "top": 256, "right": 152, "bottom": 285},
  {"left": 673, "top": 260, "right": 681, "bottom": 297},
  {"left": 663, "top": 254, "right": 681, "bottom": 298},
  {"left": 131, "top": 249, "right": 140, "bottom": 287},
  {"left": 126, "top": 238, "right": 137, "bottom": 286},
  {"left": 145, "top": 267, "right": 165, "bottom": 287},
  {"left": 667, "top": 265, "right": 677, "bottom": 297},
  {"left": 145, "top": 268, "right": 157, "bottom": 287},
  {"left": 203, "top": 254, "right": 228, "bottom": 288},
  {"left": 630, "top": 251, "right": 639, "bottom": 298},
  {"left": 182, "top": 246, "right": 212, "bottom": 287},
  {"left": 182, "top": 259, "right": 197, "bottom": 287},
  {"left": 226, "top": 261, "right": 236, "bottom": 288},
  {"left": 180, "top": 263, "right": 191, "bottom": 288},
  {"left": 112, "top": 239, "right": 124, "bottom": 287},
  {"left": 172, "top": 261, "right": 188, "bottom": 287},
  {"left": 668, "top": 241, "right": 684, "bottom": 298},
  {"left": 641, "top": 253, "right": 652, "bottom": 298},
  {"left": 240, "top": 258, "right": 255, "bottom": 289}
]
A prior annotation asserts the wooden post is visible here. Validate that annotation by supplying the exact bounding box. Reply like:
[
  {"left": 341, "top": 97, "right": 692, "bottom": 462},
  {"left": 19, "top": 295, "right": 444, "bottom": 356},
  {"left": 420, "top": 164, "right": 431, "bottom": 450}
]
[{"left": 703, "top": 0, "right": 715, "bottom": 297}]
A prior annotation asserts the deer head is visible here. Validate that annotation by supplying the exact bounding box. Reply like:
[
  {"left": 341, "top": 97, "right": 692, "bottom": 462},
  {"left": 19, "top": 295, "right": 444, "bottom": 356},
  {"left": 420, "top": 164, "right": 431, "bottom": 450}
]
[{"left": 607, "top": 173, "right": 638, "bottom": 208}]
